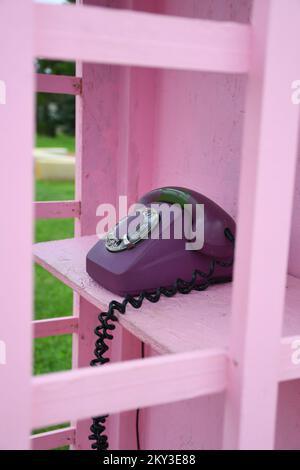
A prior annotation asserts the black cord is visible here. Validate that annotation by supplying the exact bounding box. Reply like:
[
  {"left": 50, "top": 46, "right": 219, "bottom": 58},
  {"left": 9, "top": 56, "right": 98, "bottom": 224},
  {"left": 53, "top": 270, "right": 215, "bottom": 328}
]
[
  {"left": 89, "top": 228, "right": 235, "bottom": 451},
  {"left": 136, "top": 342, "right": 145, "bottom": 451}
]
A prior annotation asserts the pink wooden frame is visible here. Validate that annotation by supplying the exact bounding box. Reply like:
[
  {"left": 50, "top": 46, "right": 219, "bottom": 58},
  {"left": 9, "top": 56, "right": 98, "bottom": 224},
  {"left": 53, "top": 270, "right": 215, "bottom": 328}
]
[
  {"left": 224, "top": 0, "right": 300, "bottom": 449},
  {"left": 36, "top": 74, "right": 82, "bottom": 95},
  {"left": 0, "top": 0, "right": 34, "bottom": 450},
  {"left": 1, "top": 0, "right": 300, "bottom": 451},
  {"left": 34, "top": 201, "right": 80, "bottom": 220},
  {"left": 31, "top": 426, "right": 75, "bottom": 451},
  {"left": 32, "top": 349, "right": 227, "bottom": 429},
  {"left": 33, "top": 317, "right": 78, "bottom": 339},
  {"left": 34, "top": 3, "right": 251, "bottom": 73}
]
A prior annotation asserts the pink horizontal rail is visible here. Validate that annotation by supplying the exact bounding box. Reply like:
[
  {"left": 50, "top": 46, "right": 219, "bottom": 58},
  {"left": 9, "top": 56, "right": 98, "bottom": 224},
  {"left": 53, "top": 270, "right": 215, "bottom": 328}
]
[
  {"left": 36, "top": 74, "right": 82, "bottom": 95},
  {"left": 33, "top": 317, "right": 78, "bottom": 338},
  {"left": 34, "top": 4, "right": 250, "bottom": 73},
  {"left": 32, "top": 338, "right": 300, "bottom": 429},
  {"left": 31, "top": 349, "right": 227, "bottom": 429},
  {"left": 31, "top": 426, "right": 75, "bottom": 450},
  {"left": 34, "top": 201, "right": 80, "bottom": 219}
]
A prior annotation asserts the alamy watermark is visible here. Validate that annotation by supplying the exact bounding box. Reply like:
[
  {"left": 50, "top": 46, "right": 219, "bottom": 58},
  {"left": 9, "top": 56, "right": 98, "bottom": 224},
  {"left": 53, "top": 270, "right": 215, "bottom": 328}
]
[
  {"left": 0, "top": 80, "right": 6, "bottom": 105},
  {"left": 291, "top": 80, "right": 300, "bottom": 105},
  {"left": 95, "top": 196, "right": 204, "bottom": 250},
  {"left": 0, "top": 340, "right": 6, "bottom": 365},
  {"left": 291, "top": 338, "right": 300, "bottom": 366}
]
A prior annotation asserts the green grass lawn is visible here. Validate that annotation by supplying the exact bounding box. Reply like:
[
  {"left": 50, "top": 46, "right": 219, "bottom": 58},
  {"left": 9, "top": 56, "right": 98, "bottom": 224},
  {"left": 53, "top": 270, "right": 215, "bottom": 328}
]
[
  {"left": 36, "top": 134, "right": 75, "bottom": 154},
  {"left": 34, "top": 180, "right": 75, "bottom": 376}
]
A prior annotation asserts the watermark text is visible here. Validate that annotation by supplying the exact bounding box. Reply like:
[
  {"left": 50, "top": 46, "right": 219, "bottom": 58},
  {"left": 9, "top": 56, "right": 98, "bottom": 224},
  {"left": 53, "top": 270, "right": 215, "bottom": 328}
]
[
  {"left": 0, "top": 340, "right": 6, "bottom": 365},
  {"left": 291, "top": 338, "right": 300, "bottom": 366},
  {"left": 291, "top": 80, "right": 300, "bottom": 105},
  {"left": 0, "top": 80, "right": 6, "bottom": 105},
  {"left": 95, "top": 196, "right": 205, "bottom": 251}
]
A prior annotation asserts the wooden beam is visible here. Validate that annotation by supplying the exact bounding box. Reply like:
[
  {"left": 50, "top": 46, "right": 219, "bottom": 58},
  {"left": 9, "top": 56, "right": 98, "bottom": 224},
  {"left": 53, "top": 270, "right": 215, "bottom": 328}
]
[
  {"left": 33, "top": 317, "right": 79, "bottom": 338},
  {"left": 36, "top": 74, "right": 82, "bottom": 95},
  {"left": 31, "top": 338, "right": 300, "bottom": 430},
  {"left": 31, "top": 426, "right": 75, "bottom": 450},
  {"left": 33, "top": 235, "right": 300, "bottom": 381},
  {"left": 32, "top": 349, "right": 227, "bottom": 429},
  {"left": 34, "top": 3, "right": 250, "bottom": 74},
  {"left": 0, "top": 0, "right": 34, "bottom": 450},
  {"left": 34, "top": 201, "right": 80, "bottom": 219},
  {"left": 223, "top": 0, "right": 300, "bottom": 450}
]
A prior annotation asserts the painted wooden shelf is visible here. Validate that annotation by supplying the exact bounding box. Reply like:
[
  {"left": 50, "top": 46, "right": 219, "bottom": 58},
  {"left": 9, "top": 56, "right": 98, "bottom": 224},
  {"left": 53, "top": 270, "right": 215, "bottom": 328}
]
[{"left": 33, "top": 235, "right": 300, "bottom": 356}]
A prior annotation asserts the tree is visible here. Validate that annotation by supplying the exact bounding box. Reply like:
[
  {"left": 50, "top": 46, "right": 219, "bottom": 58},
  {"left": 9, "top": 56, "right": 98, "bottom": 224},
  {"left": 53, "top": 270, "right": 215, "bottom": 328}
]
[{"left": 36, "top": 60, "right": 76, "bottom": 137}]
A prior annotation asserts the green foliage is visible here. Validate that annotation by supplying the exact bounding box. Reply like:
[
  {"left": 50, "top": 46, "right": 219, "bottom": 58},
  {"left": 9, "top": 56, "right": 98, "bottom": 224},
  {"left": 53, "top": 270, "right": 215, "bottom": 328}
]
[
  {"left": 36, "top": 60, "right": 75, "bottom": 137},
  {"left": 34, "top": 180, "right": 75, "bottom": 376},
  {"left": 35, "top": 179, "right": 75, "bottom": 203},
  {"left": 36, "top": 60, "right": 75, "bottom": 77},
  {"left": 36, "top": 133, "right": 75, "bottom": 153}
]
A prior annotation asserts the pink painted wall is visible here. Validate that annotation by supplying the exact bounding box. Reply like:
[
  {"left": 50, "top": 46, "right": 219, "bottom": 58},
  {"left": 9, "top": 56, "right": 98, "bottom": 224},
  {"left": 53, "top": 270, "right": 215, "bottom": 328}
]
[
  {"left": 0, "top": 0, "right": 297, "bottom": 451},
  {"left": 133, "top": 0, "right": 300, "bottom": 279},
  {"left": 141, "top": 0, "right": 249, "bottom": 450},
  {"left": 123, "top": 0, "right": 300, "bottom": 450},
  {"left": 75, "top": 0, "right": 300, "bottom": 450}
]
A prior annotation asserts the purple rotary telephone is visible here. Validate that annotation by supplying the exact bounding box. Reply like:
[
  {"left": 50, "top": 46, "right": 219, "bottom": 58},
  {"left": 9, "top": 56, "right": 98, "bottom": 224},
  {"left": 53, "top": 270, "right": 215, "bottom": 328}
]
[
  {"left": 86, "top": 187, "right": 236, "bottom": 451},
  {"left": 87, "top": 187, "right": 235, "bottom": 295}
]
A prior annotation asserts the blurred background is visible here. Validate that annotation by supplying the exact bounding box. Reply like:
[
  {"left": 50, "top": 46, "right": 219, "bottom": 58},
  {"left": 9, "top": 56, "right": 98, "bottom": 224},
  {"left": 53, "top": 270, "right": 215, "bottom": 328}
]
[
  {"left": 34, "top": 56, "right": 75, "bottom": 371},
  {"left": 34, "top": 3, "right": 77, "bottom": 443},
  {"left": 34, "top": 52, "right": 76, "bottom": 443},
  {"left": 34, "top": 0, "right": 76, "bottom": 377}
]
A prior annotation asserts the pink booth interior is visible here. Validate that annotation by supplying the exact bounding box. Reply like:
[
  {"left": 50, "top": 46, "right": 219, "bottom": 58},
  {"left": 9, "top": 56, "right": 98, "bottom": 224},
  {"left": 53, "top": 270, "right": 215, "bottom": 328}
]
[{"left": 1, "top": 0, "right": 300, "bottom": 450}]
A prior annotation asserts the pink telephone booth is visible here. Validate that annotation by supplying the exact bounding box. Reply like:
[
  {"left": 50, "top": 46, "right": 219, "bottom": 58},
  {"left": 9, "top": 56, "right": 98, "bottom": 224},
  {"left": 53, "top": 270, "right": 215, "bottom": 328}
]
[{"left": 1, "top": 0, "right": 300, "bottom": 450}]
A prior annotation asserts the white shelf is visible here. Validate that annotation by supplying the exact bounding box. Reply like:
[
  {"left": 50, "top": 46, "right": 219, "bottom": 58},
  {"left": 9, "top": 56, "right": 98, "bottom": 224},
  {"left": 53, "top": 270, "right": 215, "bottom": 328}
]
[{"left": 33, "top": 235, "right": 300, "bottom": 356}]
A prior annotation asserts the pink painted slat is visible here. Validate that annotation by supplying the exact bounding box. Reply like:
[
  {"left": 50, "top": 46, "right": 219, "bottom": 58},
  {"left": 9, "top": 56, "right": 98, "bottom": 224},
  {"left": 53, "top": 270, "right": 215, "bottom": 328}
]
[
  {"left": 33, "top": 236, "right": 300, "bottom": 367},
  {"left": 30, "top": 341, "right": 300, "bottom": 432},
  {"left": 116, "top": 66, "right": 156, "bottom": 204},
  {"left": 72, "top": 44, "right": 92, "bottom": 451},
  {"left": 73, "top": 40, "right": 142, "bottom": 448},
  {"left": 32, "top": 349, "right": 227, "bottom": 429},
  {"left": 31, "top": 427, "right": 75, "bottom": 450},
  {"left": 34, "top": 3, "right": 250, "bottom": 73},
  {"left": 223, "top": 0, "right": 300, "bottom": 450},
  {"left": 33, "top": 317, "right": 78, "bottom": 338},
  {"left": 34, "top": 201, "right": 80, "bottom": 219},
  {"left": 0, "top": 0, "right": 33, "bottom": 450},
  {"left": 72, "top": 298, "right": 100, "bottom": 450},
  {"left": 31, "top": 341, "right": 300, "bottom": 431},
  {"left": 36, "top": 74, "right": 82, "bottom": 95},
  {"left": 112, "top": 10, "right": 159, "bottom": 447},
  {"left": 275, "top": 380, "right": 300, "bottom": 450}
]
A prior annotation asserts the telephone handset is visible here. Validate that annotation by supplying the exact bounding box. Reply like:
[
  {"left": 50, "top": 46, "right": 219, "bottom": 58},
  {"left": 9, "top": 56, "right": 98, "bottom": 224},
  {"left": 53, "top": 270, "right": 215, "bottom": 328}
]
[{"left": 86, "top": 187, "right": 236, "bottom": 451}]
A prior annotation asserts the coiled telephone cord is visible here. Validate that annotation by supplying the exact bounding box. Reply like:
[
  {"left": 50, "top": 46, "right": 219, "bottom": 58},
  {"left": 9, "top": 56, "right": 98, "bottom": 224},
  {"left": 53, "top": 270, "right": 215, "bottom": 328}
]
[{"left": 89, "top": 228, "right": 235, "bottom": 451}]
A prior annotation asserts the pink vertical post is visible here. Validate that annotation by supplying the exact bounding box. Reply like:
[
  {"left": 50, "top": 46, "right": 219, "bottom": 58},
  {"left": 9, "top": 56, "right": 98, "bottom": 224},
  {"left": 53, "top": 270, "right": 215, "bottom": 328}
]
[
  {"left": 73, "top": 61, "right": 137, "bottom": 449},
  {"left": 72, "top": 38, "right": 100, "bottom": 450},
  {"left": 73, "top": 56, "right": 126, "bottom": 449},
  {"left": 72, "top": 56, "right": 121, "bottom": 449},
  {"left": 73, "top": 0, "right": 158, "bottom": 450},
  {"left": 0, "top": 0, "right": 34, "bottom": 449},
  {"left": 73, "top": 0, "right": 137, "bottom": 450},
  {"left": 223, "top": 0, "right": 300, "bottom": 449}
]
